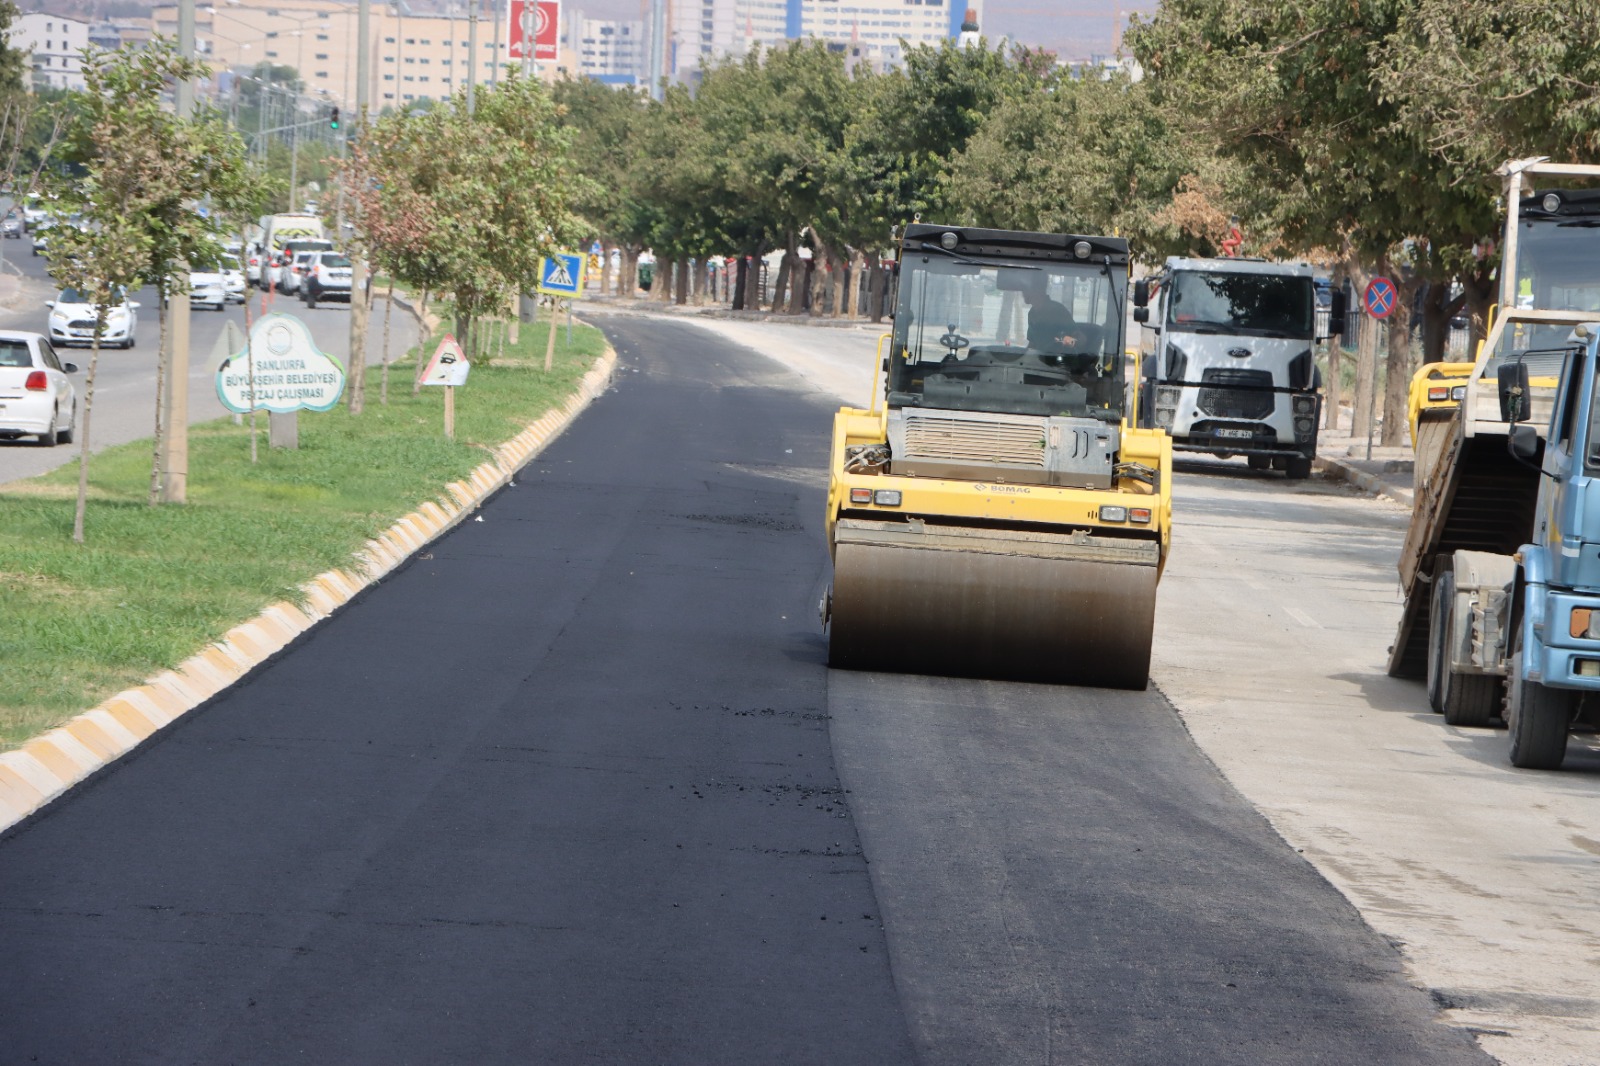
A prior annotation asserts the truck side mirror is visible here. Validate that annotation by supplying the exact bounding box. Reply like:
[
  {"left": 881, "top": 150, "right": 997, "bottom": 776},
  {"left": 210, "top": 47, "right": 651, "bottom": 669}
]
[
  {"left": 1509, "top": 423, "right": 1539, "bottom": 461},
  {"left": 1133, "top": 306, "right": 1149, "bottom": 324},
  {"left": 1133, "top": 279, "right": 1150, "bottom": 308},
  {"left": 1498, "top": 359, "right": 1530, "bottom": 423},
  {"left": 1326, "top": 291, "right": 1347, "bottom": 338}
]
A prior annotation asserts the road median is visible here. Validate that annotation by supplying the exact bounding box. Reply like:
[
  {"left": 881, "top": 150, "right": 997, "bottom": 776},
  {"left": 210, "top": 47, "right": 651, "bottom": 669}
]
[{"left": 0, "top": 315, "right": 614, "bottom": 832}]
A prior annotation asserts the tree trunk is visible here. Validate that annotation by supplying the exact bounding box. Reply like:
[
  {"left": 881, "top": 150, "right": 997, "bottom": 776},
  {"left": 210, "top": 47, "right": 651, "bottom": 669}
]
[
  {"left": 846, "top": 249, "right": 866, "bottom": 320},
  {"left": 1418, "top": 280, "right": 1454, "bottom": 365},
  {"left": 1323, "top": 272, "right": 1344, "bottom": 433},
  {"left": 348, "top": 253, "right": 369, "bottom": 415},
  {"left": 412, "top": 287, "right": 430, "bottom": 396},
  {"left": 1382, "top": 271, "right": 1423, "bottom": 447},
  {"left": 691, "top": 257, "right": 706, "bottom": 305},
  {"left": 1463, "top": 264, "right": 1495, "bottom": 357},
  {"left": 869, "top": 262, "right": 887, "bottom": 322},
  {"left": 380, "top": 282, "right": 393, "bottom": 407},
  {"left": 744, "top": 252, "right": 763, "bottom": 311},
  {"left": 149, "top": 291, "right": 169, "bottom": 505},
  {"left": 773, "top": 242, "right": 796, "bottom": 313},
  {"left": 599, "top": 246, "right": 613, "bottom": 297},
  {"left": 73, "top": 318, "right": 106, "bottom": 543},
  {"left": 620, "top": 249, "right": 637, "bottom": 299},
  {"left": 732, "top": 256, "right": 748, "bottom": 312},
  {"left": 807, "top": 250, "right": 828, "bottom": 317},
  {"left": 675, "top": 258, "right": 689, "bottom": 306}
]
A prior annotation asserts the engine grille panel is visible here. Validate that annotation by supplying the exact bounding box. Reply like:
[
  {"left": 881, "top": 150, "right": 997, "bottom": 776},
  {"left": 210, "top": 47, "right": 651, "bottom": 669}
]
[
  {"left": 1198, "top": 368, "right": 1274, "bottom": 420},
  {"left": 901, "top": 413, "right": 1046, "bottom": 468}
]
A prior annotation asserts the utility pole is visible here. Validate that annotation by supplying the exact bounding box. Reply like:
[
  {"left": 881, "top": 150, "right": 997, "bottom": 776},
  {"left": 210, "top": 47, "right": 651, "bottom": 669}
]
[
  {"left": 467, "top": 0, "right": 478, "bottom": 115},
  {"left": 348, "top": 0, "right": 371, "bottom": 415},
  {"left": 489, "top": 0, "right": 500, "bottom": 86},
  {"left": 162, "top": 0, "right": 196, "bottom": 504}
]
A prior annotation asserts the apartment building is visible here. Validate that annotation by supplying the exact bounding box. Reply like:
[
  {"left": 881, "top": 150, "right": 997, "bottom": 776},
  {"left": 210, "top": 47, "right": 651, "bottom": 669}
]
[
  {"left": 153, "top": 0, "right": 578, "bottom": 109},
  {"left": 668, "top": 0, "right": 962, "bottom": 82},
  {"left": 11, "top": 11, "right": 90, "bottom": 91},
  {"left": 570, "top": 12, "right": 646, "bottom": 86}
]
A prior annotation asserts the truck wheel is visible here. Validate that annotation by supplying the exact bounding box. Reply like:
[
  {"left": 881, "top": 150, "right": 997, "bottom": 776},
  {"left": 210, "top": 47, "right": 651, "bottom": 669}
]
[
  {"left": 1506, "top": 650, "right": 1573, "bottom": 769},
  {"left": 1431, "top": 570, "right": 1504, "bottom": 726},
  {"left": 1284, "top": 455, "right": 1313, "bottom": 480},
  {"left": 1247, "top": 455, "right": 1271, "bottom": 471}
]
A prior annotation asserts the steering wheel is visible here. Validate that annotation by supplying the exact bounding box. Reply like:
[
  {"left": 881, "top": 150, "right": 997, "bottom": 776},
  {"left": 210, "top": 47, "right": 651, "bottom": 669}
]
[{"left": 938, "top": 323, "right": 970, "bottom": 356}]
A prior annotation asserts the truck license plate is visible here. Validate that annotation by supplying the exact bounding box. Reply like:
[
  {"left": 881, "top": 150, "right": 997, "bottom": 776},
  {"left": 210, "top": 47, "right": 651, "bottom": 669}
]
[{"left": 1215, "top": 427, "right": 1253, "bottom": 439}]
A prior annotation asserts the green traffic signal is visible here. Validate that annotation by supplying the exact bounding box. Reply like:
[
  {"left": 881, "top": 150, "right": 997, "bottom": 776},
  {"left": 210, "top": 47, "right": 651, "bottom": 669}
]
[{"left": 330, "top": 106, "right": 340, "bottom": 130}]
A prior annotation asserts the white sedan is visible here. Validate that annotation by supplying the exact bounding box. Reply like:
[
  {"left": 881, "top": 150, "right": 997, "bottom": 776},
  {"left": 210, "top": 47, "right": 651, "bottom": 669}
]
[
  {"left": 187, "top": 267, "right": 228, "bottom": 311},
  {"left": 47, "top": 288, "right": 140, "bottom": 349},
  {"left": 0, "top": 330, "right": 78, "bottom": 446}
]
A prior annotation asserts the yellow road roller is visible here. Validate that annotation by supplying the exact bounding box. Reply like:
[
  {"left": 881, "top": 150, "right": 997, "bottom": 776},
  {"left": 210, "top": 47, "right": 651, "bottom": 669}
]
[{"left": 822, "top": 224, "right": 1172, "bottom": 689}]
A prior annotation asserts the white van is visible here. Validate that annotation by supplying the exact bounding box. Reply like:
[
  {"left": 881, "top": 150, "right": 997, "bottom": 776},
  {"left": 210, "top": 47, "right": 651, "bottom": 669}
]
[{"left": 257, "top": 213, "right": 327, "bottom": 288}]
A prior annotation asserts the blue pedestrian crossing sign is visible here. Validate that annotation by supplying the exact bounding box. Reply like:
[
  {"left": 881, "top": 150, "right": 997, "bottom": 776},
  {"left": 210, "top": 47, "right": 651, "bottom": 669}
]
[{"left": 538, "top": 253, "right": 585, "bottom": 297}]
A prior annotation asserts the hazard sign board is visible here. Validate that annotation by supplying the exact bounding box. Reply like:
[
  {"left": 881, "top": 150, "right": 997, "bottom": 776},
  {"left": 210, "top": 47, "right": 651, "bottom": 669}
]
[
  {"left": 420, "top": 333, "right": 470, "bottom": 387},
  {"left": 538, "top": 253, "right": 585, "bottom": 297}
]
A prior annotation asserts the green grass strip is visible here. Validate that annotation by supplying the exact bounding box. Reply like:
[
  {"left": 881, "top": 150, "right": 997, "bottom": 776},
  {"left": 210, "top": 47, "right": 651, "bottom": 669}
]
[{"left": 0, "top": 312, "right": 607, "bottom": 750}]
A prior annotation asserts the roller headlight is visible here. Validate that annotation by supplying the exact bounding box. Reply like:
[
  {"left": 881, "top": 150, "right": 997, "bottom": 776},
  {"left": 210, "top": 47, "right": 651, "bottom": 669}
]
[
  {"left": 1099, "top": 505, "right": 1127, "bottom": 522},
  {"left": 1543, "top": 192, "right": 1562, "bottom": 213}
]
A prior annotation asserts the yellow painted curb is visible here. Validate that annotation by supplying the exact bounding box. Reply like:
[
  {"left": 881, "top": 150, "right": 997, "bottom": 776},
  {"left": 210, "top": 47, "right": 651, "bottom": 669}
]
[{"left": 0, "top": 343, "right": 619, "bottom": 836}]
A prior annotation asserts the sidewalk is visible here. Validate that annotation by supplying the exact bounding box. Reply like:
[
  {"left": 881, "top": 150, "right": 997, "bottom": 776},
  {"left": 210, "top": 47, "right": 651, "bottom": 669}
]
[{"left": 1315, "top": 405, "right": 1416, "bottom": 507}]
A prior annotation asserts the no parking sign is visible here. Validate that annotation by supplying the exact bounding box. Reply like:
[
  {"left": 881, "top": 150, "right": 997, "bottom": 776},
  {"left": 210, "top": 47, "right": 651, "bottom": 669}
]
[{"left": 1364, "top": 277, "right": 1397, "bottom": 319}]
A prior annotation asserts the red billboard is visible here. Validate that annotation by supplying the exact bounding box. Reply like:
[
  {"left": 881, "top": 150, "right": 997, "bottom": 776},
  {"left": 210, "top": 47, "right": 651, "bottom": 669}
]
[{"left": 508, "top": 0, "right": 558, "bottom": 63}]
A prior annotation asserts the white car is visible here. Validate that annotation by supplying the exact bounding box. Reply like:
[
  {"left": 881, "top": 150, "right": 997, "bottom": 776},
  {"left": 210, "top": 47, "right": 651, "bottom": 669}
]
[
  {"left": 47, "top": 288, "right": 140, "bottom": 349},
  {"left": 0, "top": 330, "right": 78, "bottom": 446},
  {"left": 218, "top": 248, "right": 248, "bottom": 302},
  {"left": 187, "top": 266, "right": 228, "bottom": 311}
]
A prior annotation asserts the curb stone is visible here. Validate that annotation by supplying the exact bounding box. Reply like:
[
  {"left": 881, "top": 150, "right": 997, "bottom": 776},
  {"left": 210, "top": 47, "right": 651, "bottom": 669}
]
[
  {"left": 1314, "top": 455, "right": 1414, "bottom": 507},
  {"left": 0, "top": 343, "right": 619, "bottom": 834}
]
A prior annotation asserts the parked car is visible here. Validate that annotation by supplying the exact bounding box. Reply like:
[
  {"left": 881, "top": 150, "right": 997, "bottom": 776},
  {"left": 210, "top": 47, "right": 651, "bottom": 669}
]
[
  {"left": 21, "top": 197, "right": 48, "bottom": 231},
  {"left": 301, "top": 251, "right": 353, "bottom": 307},
  {"left": 46, "top": 287, "right": 139, "bottom": 349},
  {"left": 218, "top": 254, "right": 247, "bottom": 303},
  {"left": 1, "top": 212, "right": 21, "bottom": 239},
  {"left": 187, "top": 265, "right": 229, "bottom": 310},
  {"left": 0, "top": 330, "right": 78, "bottom": 446},
  {"left": 30, "top": 218, "right": 51, "bottom": 257}
]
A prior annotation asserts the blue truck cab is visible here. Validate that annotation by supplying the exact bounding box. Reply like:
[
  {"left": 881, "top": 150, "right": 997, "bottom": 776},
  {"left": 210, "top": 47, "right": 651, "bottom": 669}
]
[{"left": 1502, "top": 334, "right": 1600, "bottom": 766}]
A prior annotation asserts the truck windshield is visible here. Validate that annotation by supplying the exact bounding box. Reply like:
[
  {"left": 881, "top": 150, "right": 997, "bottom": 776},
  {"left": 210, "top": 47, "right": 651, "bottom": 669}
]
[
  {"left": 887, "top": 256, "right": 1127, "bottom": 422},
  {"left": 1516, "top": 218, "right": 1600, "bottom": 314},
  {"left": 1166, "top": 271, "right": 1314, "bottom": 338}
]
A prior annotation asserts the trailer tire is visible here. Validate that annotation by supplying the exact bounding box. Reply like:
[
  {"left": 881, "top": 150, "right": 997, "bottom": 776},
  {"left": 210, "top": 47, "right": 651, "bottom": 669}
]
[
  {"left": 1247, "top": 455, "right": 1272, "bottom": 471},
  {"left": 1431, "top": 570, "right": 1503, "bottom": 726},
  {"left": 1284, "top": 454, "right": 1313, "bottom": 480},
  {"left": 1506, "top": 649, "right": 1573, "bottom": 770}
]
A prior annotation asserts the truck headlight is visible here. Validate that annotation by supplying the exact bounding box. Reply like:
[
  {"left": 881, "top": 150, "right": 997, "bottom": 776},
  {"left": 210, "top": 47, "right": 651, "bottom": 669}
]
[
  {"left": 1157, "top": 387, "right": 1181, "bottom": 407},
  {"left": 1292, "top": 395, "right": 1316, "bottom": 414},
  {"left": 1155, "top": 409, "right": 1174, "bottom": 427}
]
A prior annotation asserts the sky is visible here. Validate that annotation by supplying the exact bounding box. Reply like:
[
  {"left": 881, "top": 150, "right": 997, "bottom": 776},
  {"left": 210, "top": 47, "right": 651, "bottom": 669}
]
[{"left": 571, "top": 1, "right": 1162, "bottom": 62}]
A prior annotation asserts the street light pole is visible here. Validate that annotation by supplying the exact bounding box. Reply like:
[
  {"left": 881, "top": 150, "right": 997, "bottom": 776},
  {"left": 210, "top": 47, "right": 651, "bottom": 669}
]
[{"left": 466, "top": 0, "right": 477, "bottom": 115}]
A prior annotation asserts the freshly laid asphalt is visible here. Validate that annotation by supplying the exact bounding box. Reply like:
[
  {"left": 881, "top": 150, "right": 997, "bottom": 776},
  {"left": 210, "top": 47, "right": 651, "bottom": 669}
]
[{"left": 0, "top": 316, "right": 1488, "bottom": 1064}]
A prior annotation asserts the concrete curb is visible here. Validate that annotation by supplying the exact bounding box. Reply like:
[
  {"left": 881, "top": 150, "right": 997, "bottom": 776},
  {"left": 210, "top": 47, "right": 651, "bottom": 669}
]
[
  {"left": 0, "top": 344, "right": 619, "bottom": 834},
  {"left": 1314, "top": 455, "right": 1414, "bottom": 507}
]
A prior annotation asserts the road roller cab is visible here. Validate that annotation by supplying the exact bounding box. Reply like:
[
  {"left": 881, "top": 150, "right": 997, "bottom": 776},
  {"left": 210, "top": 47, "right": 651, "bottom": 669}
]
[{"left": 823, "top": 224, "right": 1173, "bottom": 689}]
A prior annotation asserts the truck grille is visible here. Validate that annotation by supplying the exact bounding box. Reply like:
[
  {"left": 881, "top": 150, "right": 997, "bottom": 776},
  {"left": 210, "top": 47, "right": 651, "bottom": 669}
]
[
  {"left": 900, "top": 413, "right": 1045, "bottom": 468},
  {"left": 1198, "top": 368, "right": 1274, "bottom": 420}
]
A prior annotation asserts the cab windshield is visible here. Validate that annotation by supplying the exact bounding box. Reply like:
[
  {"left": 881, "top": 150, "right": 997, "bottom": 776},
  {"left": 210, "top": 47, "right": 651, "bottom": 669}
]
[
  {"left": 888, "top": 256, "right": 1127, "bottom": 422},
  {"left": 1487, "top": 216, "right": 1600, "bottom": 377},
  {"left": 1165, "top": 270, "right": 1314, "bottom": 338}
]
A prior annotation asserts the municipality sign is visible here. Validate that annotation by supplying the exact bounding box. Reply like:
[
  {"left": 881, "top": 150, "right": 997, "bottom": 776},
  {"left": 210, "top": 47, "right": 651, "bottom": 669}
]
[
  {"left": 538, "top": 253, "right": 585, "bottom": 297},
  {"left": 216, "top": 313, "right": 346, "bottom": 413}
]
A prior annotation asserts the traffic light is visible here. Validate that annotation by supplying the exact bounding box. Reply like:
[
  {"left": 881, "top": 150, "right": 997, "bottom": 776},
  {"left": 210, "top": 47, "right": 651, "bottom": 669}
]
[{"left": 329, "top": 106, "right": 340, "bottom": 130}]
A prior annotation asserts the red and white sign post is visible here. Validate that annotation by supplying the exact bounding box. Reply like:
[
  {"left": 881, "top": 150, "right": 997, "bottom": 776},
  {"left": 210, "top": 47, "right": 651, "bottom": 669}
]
[{"left": 508, "top": 0, "right": 559, "bottom": 66}]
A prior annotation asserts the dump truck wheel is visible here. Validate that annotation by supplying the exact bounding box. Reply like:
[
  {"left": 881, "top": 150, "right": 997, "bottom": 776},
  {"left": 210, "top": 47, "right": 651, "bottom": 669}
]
[
  {"left": 1284, "top": 455, "right": 1313, "bottom": 480},
  {"left": 1247, "top": 455, "right": 1271, "bottom": 471},
  {"left": 1506, "top": 650, "right": 1573, "bottom": 770},
  {"left": 1431, "top": 570, "right": 1502, "bottom": 726},
  {"left": 1425, "top": 572, "right": 1449, "bottom": 713}
]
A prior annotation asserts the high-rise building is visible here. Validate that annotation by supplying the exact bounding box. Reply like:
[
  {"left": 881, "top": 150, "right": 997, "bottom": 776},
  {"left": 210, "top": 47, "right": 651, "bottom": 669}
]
[
  {"left": 569, "top": 11, "right": 646, "bottom": 86},
  {"left": 668, "top": 0, "right": 961, "bottom": 83},
  {"left": 10, "top": 12, "right": 90, "bottom": 92}
]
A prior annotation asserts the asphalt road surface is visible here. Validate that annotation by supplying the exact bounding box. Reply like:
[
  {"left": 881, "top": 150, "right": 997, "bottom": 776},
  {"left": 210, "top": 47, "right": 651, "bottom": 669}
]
[
  {"left": 0, "top": 317, "right": 1489, "bottom": 1064},
  {"left": 0, "top": 245, "right": 418, "bottom": 485}
]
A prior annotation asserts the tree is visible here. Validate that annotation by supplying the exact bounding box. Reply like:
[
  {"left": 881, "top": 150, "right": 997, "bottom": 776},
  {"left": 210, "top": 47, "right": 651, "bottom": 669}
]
[
  {"left": 347, "top": 72, "right": 589, "bottom": 365},
  {"left": 1127, "top": 0, "right": 1499, "bottom": 444}
]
